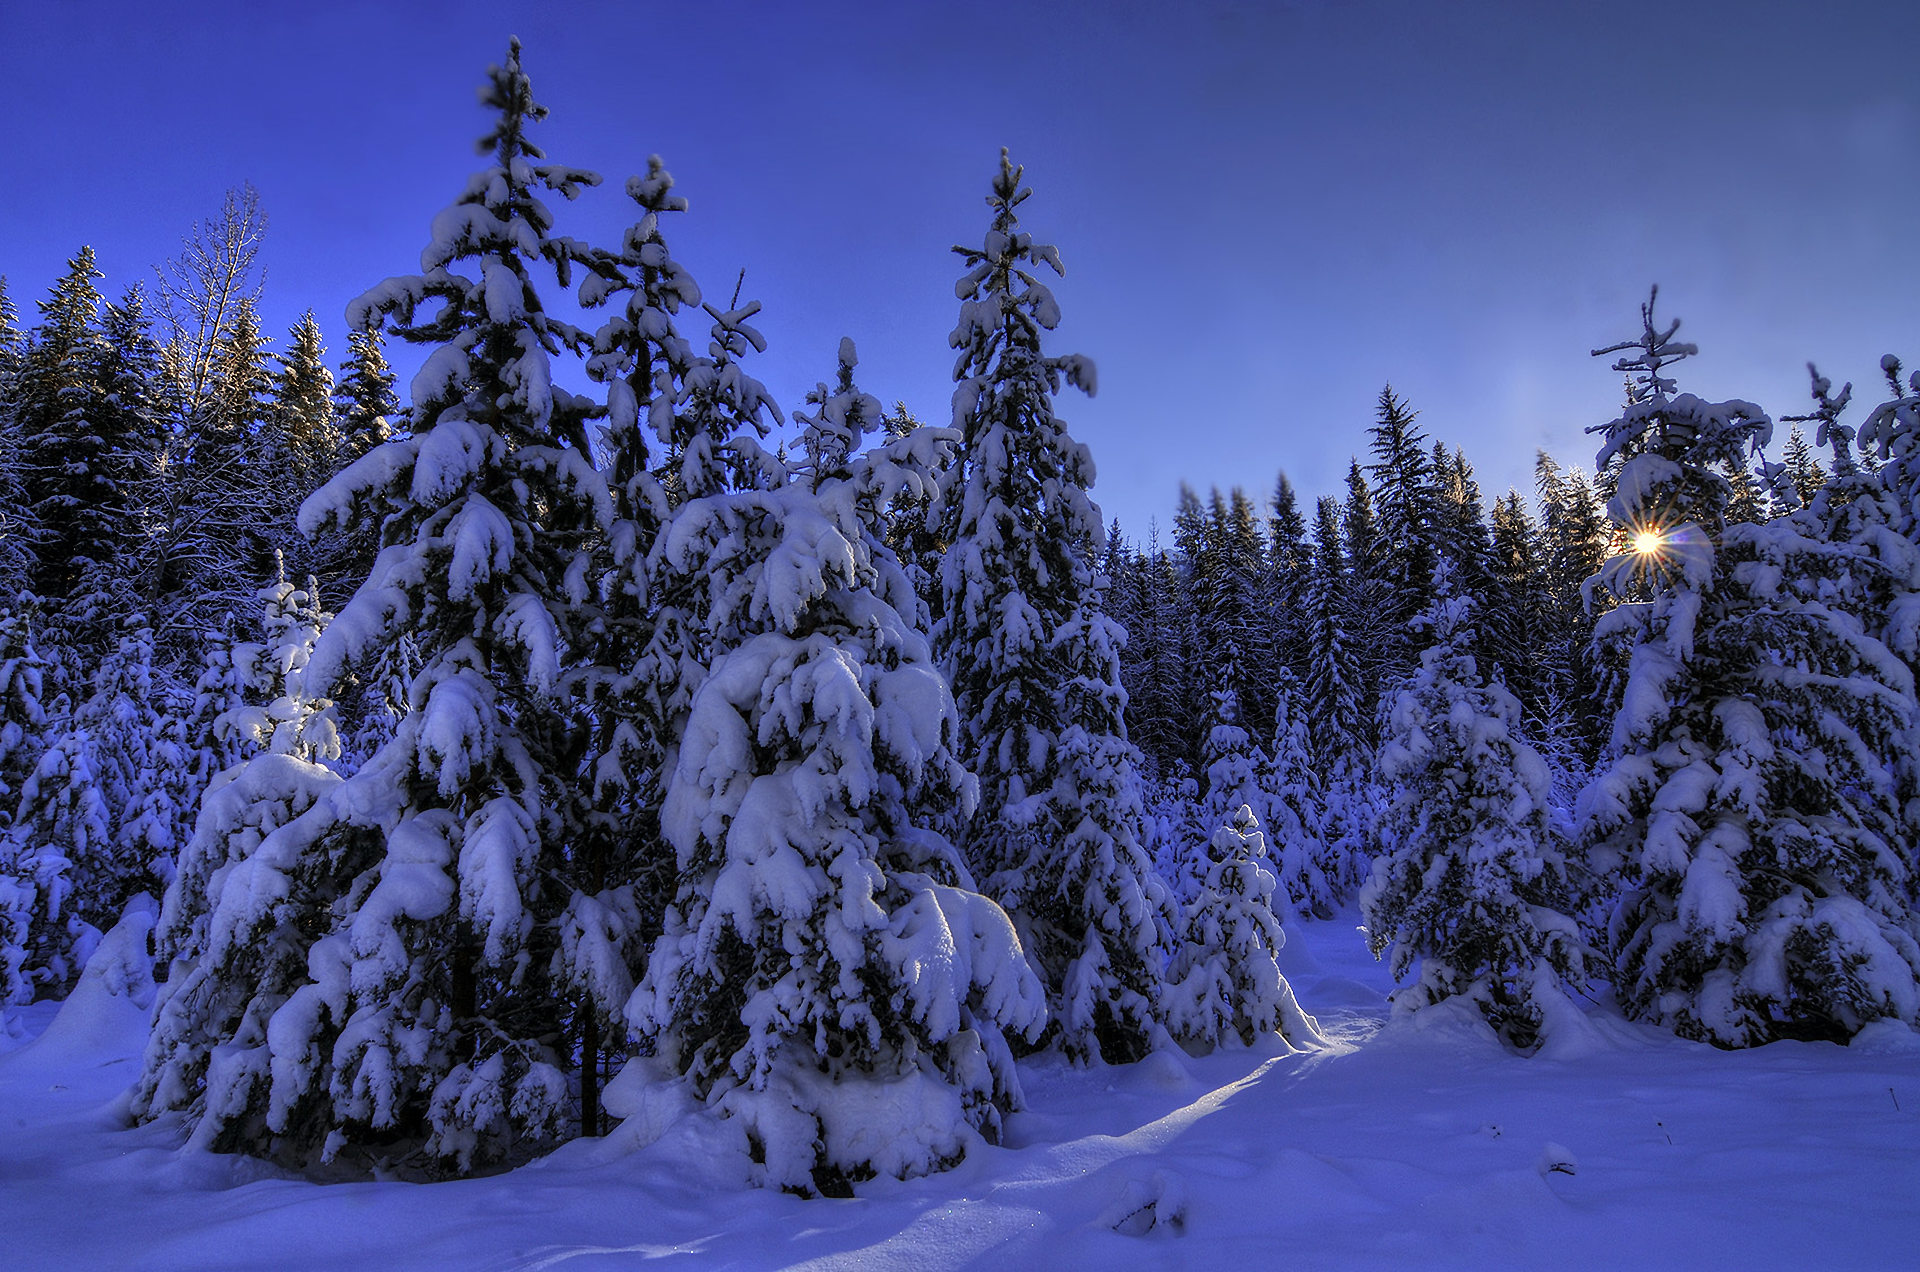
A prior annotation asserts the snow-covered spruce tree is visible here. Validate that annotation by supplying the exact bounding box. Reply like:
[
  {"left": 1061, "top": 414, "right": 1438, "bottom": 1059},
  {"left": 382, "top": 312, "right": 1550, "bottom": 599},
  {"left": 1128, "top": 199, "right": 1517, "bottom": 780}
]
[
  {"left": 135, "top": 568, "right": 343, "bottom": 1151},
  {"left": 561, "top": 152, "right": 716, "bottom": 1135},
  {"left": 274, "top": 311, "right": 338, "bottom": 486},
  {"left": 100, "top": 616, "right": 196, "bottom": 895},
  {"left": 1168, "top": 804, "right": 1324, "bottom": 1052},
  {"left": 134, "top": 41, "right": 607, "bottom": 1170},
  {"left": 1199, "top": 686, "right": 1262, "bottom": 850},
  {"left": 317, "top": 323, "right": 400, "bottom": 615},
  {"left": 335, "top": 325, "right": 400, "bottom": 461},
  {"left": 1780, "top": 366, "right": 1916, "bottom": 631},
  {"left": 0, "top": 605, "right": 51, "bottom": 1008},
  {"left": 215, "top": 558, "right": 342, "bottom": 766},
  {"left": 1786, "top": 364, "right": 1920, "bottom": 901},
  {"left": 1364, "top": 385, "right": 1437, "bottom": 679},
  {"left": 341, "top": 631, "right": 421, "bottom": 768},
  {"left": 878, "top": 400, "right": 947, "bottom": 628},
  {"left": 2, "top": 612, "right": 187, "bottom": 998},
  {"left": 0, "top": 605, "right": 49, "bottom": 828},
  {"left": 1578, "top": 292, "right": 1920, "bottom": 1045},
  {"left": 1361, "top": 560, "right": 1591, "bottom": 1048},
  {"left": 183, "top": 624, "right": 250, "bottom": 789},
  {"left": 1778, "top": 424, "right": 1828, "bottom": 514},
  {"left": 1050, "top": 575, "right": 1180, "bottom": 1060},
  {"left": 1859, "top": 353, "right": 1920, "bottom": 542},
  {"left": 1141, "top": 760, "right": 1203, "bottom": 908},
  {"left": 0, "top": 281, "right": 39, "bottom": 604},
  {"left": 623, "top": 244, "right": 788, "bottom": 857},
  {"left": 933, "top": 150, "right": 1169, "bottom": 1063},
  {"left": 69, "top": 284, "right": 165, "bottom": 638},
  {"left": 631, "top": 341, "right": 1044, "bottom": 1195},
  {"left": 17, "top": 248, "right": 114, "bottom": 613},
  {"left": 0, "top": 719, "right": 109, "bottom": 1000},
  {"left": 1260, "top": 669, "right": 1333, "bottom": 921}
]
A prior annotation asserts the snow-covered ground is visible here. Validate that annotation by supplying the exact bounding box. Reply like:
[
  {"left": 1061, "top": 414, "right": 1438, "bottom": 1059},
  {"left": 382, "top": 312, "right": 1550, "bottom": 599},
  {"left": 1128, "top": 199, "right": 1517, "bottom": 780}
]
[{"left": 5, "top": 913, "right": 1916, "bottom": 1271}]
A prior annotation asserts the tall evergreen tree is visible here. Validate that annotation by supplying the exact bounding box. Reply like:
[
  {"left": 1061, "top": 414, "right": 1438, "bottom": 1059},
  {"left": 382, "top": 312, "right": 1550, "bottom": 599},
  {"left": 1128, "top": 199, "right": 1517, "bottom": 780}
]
[
  {"left": 73, "top": 284, "right": 165, "bottom": 635},
  {"left": 570, "top": 153, "right": 790, "bottom": 1133},
  {"left": 136, "top": 565, "right": 343, "bottom": 1157},
  {"left": 0, "top": 279, "right": 35, "bottom": 602},
  {"left": 565, "top": 153, "right": 703, "bottom": 1134},
  {"left": 633, "top": 342, "right": 1045, "bottom": 1193},
  {"left": 135, "top": 40, "right": 608, "bottom": 1170},
  {"left": 933, "top": 150, "right": 1168, "bottom": 1064},
  {"left": 334, "top": 326, "right": 399, "bottom": 461},
  {"left": 273, "top": 310, "right": 339, "bottom": 496},
  {"left": 1195, "top": 686, "right": 1264, "bottom": 898},
  {"left": 1362, "top": 561, "right": 1592, "bottom": 1049},
  {"left": 1341, "top": 458, "right": 1392, "bottom": 721},
  {"left": 1173, "top": 486, "right": 1270, "bottom": 738},
  {"left": 1485, "top": 489, "right": 1547, "bottom": 709},
  {"left": 1579, "top": 291, "right": 1920, "bottom": 1045},
  {"left": 317, "top": 323, "right": 401, "bottom": 627},
  {"left": 18, "top": 248, "right": 110, "bottom": 608},
  {"left": 5, "top": 613, "right": 185, "bottom": 999},
  {"left": 0, "top": 276, "right": 21, "bottom": 386},
  {"left": 1365, "top": 385, "right": 1436, "bottom": 669}
]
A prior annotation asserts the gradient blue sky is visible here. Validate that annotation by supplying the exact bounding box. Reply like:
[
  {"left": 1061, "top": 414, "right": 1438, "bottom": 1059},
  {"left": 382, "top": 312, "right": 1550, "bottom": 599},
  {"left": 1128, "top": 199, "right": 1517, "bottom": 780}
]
[{"left": 5, "top": 1, "right": 1918, "bottom": 538}]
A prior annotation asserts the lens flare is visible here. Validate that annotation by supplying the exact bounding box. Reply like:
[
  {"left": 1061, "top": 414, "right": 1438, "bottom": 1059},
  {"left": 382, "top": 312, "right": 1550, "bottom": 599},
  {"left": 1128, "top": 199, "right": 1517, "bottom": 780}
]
[{"left": 1632, "top": 530, "right": 1663, "bottom": 556}]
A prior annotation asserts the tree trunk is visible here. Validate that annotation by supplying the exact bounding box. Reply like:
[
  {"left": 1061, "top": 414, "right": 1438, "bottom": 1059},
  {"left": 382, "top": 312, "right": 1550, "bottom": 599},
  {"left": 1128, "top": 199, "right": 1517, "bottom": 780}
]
[{"left": 581, "top": 1002, "right": 600, "bottom": 1137}]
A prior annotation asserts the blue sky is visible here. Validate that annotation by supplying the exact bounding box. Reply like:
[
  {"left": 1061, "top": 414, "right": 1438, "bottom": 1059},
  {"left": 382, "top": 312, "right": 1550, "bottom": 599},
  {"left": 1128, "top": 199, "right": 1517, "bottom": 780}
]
[{"left": 5, "top": 0, "right": 1918, "bottom": 537}]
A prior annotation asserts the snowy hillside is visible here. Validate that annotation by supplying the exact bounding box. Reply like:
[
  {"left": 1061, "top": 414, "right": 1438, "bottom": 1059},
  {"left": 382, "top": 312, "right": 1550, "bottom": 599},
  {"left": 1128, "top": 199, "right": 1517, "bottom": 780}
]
[{"left": 5, "top": 911, "right": 1914, "bottom": 1271}]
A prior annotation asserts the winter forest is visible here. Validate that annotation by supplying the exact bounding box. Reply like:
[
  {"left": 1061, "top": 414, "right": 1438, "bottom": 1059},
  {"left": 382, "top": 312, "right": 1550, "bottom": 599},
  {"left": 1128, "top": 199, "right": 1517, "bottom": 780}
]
[{"left": 3, "top": 36, "right": 1918, "bottom": 1268}]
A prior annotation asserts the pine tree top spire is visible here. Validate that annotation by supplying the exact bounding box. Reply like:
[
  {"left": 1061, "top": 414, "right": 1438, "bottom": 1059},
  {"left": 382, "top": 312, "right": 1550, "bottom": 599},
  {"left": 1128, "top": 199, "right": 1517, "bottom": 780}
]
[
  {"left": 1587, "top": 291, "right": 1771, "bottom": 573},
  {"left": 38, "top": 247, "right": 105, "bottom": 346},
  {"left": 1782, "top": 362, "right": 1856, "bottom": 473},
  {"left": 476, "top": 37, "right": 547, "bottom": 162},
  {"left": 1591, "top": 285, "right": 1695, "bottom": 405},
  {"left": 947, "top": 149, "right": 1093, "bottom": 398},
  {"left": 794, "top": 337, "right": 880, "bottom": 487}
]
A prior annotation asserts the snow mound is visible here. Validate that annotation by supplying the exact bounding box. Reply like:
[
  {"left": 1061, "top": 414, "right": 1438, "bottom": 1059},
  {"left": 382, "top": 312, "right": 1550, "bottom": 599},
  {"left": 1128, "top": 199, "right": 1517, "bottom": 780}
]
[
  {"left": 1849, "top": 1019, "right": 1920, "bottom": 1055},
  {"left": 5, "top": 900, "right": 155, "bottom": 1071}
]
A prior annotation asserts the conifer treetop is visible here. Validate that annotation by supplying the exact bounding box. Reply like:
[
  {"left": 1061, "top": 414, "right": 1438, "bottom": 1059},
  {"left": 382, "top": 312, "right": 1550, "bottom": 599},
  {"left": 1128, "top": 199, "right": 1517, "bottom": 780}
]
[{"left": 949, "top": 148, "right": 1096, "bottom": 407}]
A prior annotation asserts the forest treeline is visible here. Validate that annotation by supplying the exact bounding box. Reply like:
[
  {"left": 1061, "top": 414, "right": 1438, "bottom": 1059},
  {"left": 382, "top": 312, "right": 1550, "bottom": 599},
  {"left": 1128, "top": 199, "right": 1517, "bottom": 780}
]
[{"left": 2, "top": 41, "right": 1917, "bottom": 1196}]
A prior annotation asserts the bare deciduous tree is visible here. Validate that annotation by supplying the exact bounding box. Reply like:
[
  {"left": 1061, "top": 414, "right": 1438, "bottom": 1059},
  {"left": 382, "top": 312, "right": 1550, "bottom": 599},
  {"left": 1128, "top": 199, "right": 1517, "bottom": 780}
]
[{"left": 152, "top": 183, "right": 267, "bottom": 405}]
